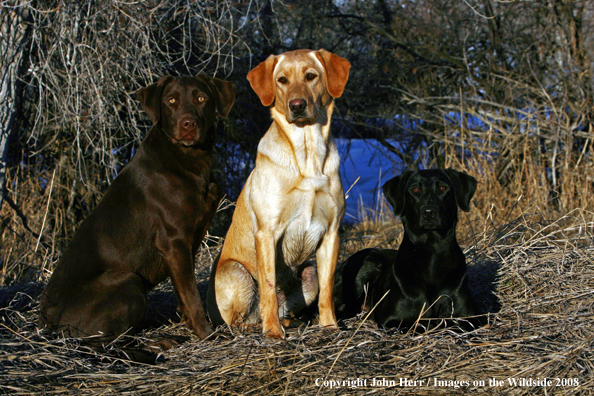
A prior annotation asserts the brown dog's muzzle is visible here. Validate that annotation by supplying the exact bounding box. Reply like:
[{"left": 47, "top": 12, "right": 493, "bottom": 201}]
[
  {"left": 178, "top": 116, "right": 198, "bottom": 140},
  {"left": 181, "top": 116, "right": 198, "bottom": 132},
  {"left": 171, "top": 113, "right": 207, "bottom": 146}
]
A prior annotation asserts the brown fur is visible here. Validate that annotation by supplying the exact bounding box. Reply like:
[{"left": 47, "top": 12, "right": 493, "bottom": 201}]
[{"left": 39, "top": 75, "right": 235, "bottom": 343}]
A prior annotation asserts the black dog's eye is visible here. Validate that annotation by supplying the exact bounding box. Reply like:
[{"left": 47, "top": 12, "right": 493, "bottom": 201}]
[
  {"left": 411, "top": 187, "right": 420, "bottom": 194},
  {"left": 439, "top": 185, "right": 447, "bottom": 192},
  {"left": 306, "top": 73, "right": 317, "bottom": 81},
  {"left": 278, "top": 76, "right": 288, "bottom": 84}
]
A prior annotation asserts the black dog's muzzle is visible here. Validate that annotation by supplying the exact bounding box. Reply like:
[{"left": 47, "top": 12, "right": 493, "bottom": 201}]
[{"left": 419, "top": 205, "right": 443, "bottom": 229}]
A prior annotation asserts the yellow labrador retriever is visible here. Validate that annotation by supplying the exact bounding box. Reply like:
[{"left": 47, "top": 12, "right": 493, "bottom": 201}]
[{"left": 207, "top": 49, "right": 350, "bottom": 338}]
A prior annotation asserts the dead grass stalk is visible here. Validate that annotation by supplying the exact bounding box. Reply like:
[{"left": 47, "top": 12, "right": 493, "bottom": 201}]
[{"left": 1, "top": 206, "right": 593, "bottom": 395}]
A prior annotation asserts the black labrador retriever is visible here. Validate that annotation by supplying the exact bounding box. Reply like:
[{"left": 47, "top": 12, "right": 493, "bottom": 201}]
[
  {"left": 334, "top": 168, "right": 479, "bottom": 330},
  {"left": 39, "top": 75, "right": 235, "bottom": 344}
]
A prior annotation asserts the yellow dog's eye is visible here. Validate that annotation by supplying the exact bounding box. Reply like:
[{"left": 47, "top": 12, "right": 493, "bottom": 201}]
[
  {"left": 198, "top": 96, "right": 205, "bottom": 102},
  {"left": 306, "top": 73, "right": 317, "bottom": 81},
  {"left": 278, "top": 76, "right": 288, "bottom": 84},
  {"left": 168, "top": 98, "right": 176, "bottom": 104}
]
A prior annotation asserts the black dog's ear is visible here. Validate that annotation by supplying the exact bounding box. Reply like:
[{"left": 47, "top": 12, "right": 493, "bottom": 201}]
[
  {"left": 444, "top": 168, "right": 477, "bottom": 212},
  {"left": 200, "top": 74, "right": 236, "bottom": 118},
  {"left": 382, "top": 171, "right": 412, "bottom": 216},
  {"left": 137, "top": 76, "right": 174, "bottom": 124}
]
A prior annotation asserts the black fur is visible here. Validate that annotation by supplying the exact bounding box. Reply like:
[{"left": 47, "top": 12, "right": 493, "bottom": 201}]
[{"left": 334, "top": 168, "right": 480, "bottom": 330}]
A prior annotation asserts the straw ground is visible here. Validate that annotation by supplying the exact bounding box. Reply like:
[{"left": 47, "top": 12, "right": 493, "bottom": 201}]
[{"left": 1, "top": 204, "right": 593, "bottom": 395}]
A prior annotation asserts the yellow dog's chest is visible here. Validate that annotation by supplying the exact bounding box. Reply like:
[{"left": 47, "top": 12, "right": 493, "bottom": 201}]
[{"left": 279, "top": 175, "right": 338, "bottom": 267}]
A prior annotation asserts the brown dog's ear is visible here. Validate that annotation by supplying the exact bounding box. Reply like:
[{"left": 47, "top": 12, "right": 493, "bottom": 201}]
[
  {"left": 315, "top": 49, "right": 351, "bottom": 98},
  {"left": 204, "top": 75, "right": 236, "bottom": 118},
  {"left": 247, "top": 54, "right": 278, "bottom": 107},
  {"left": 382, "top": 170, "right": 412, "bottom": 216},
  {"left": 137, "top": 76, "right": 174, "bottom": 124},
  {"left": 444, "top": 168, "right": 477, "bottom": 212}
]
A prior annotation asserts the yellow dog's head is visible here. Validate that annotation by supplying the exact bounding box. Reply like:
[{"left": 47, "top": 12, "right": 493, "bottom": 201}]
[{"left": 247, "top": 49, "right": 350, "bottom": 125}]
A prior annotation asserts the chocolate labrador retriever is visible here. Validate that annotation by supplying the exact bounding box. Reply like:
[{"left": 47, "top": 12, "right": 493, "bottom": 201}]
[
  {"left": 334, "top": 168, "right": 479, "bottom": 330},
  {"left": 39, "top": 74, "right": 235, "bottom": 343}
]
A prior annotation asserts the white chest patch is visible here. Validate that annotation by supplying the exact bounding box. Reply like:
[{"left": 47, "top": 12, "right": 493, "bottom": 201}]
[{"left": 280, "top": 177, "right": 336, "bottom": 267}]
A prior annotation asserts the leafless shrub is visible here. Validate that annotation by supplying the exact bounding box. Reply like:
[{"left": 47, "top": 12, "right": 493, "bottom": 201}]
[
  {"left": 0, "top": 0, "right": 266, "bottom": 284},
  {"left": 1, "top": 0, "right": 594, "bottom": 290}
]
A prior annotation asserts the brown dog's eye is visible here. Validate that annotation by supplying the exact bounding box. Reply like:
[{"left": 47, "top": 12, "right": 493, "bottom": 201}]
[
  {"left": 278, "top": 76, "right": 288, "bottom": 84},
  {"left": 198, "top": 96, "right": 206, "bottom": 102},
  {"left": 306, "top": 73, "right": 317, "bottom": 81},
  {"left": 168, "top": 98, "right": 176, "bottom": 104}
]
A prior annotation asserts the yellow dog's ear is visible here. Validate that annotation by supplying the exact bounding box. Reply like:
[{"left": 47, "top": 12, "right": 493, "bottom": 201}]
[
  {"left": 316, "top": 49, "right": 351, "bottom": 98},
  {"left": 247, "top": 54, "right": 278, "bottom": 107}
]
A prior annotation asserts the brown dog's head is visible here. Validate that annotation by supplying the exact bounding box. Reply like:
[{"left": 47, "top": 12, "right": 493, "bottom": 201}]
[
  {"left": 382, "top": 169, "right": 477, "bottom": 232},
  {"left": 246, "top": 49, "right": 350, "bottom": 124},
  {"left": 137, "top": 74, "right": 235, "bottom": 148}
]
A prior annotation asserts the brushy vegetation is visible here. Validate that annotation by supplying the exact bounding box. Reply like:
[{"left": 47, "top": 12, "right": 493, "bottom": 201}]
[
  {"left": 2, "top": 1, "right": 594, "bottom": 394},
  {"left": 1, "top": 205, "right": 593, "bottom": 395},
  {"left": 3, "top": 0, "right": 594, "bottom": 286}
]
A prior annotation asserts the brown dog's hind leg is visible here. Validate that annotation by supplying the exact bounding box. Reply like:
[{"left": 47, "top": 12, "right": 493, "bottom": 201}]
[{"left": 54, "top": 270, "right": 148, "bottom": 338}]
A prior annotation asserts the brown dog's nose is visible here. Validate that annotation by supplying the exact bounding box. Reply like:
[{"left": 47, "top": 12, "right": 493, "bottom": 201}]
[
  {"left": 289, "top": 98, "right": 307, "bottom": 114},
  {"left": 181, "top": 117, "right": 198, "bottom": 131}
]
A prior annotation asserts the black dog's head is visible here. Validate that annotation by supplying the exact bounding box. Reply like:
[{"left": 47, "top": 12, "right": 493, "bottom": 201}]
[
  {"left": 137, "top": 74, "right": 235, "bottom": 148},
  {"left": 382, "top": 169, "right": 477, "bottom": 232}
]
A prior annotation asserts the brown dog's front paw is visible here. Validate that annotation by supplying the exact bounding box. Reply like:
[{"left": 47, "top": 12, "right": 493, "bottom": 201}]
[
  {"left": 180, "top": 312, "right": 213, "bottom": 340},
  {"left": 192, "top": 322, "right": 214, "bottom": 340},
  {"left": 145, "top": 336, "right": 188, "bottom": 351}
]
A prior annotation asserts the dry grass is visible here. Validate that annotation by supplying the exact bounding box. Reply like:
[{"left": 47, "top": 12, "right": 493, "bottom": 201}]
[
  {"left": 1, "top": 2, "right": 593, "bottom": 393},
  {"left": 1, "top": 207, "right": 593, "bottom": 395}
]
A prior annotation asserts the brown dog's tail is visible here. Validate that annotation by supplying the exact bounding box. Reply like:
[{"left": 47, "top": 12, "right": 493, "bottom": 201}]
[{"left": 206, "top": 252, "right": 225, "bottom": 327}]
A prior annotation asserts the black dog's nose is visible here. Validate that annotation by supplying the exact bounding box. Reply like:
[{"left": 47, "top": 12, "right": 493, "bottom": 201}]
[
  {"left": 422, "top": 207, "right": 438, "bottom": 220},
  {"left": 289, "top": 98, "right": 307, "bottom": 114},
  {"left": 181, "top": 117, "right": 198, "bottom": 131}
]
